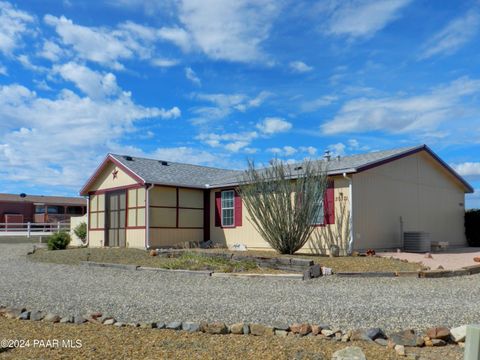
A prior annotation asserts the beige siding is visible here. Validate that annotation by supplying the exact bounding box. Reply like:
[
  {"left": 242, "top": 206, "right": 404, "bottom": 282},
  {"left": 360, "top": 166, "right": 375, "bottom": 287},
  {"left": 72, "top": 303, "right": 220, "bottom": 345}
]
[
  {"left": 150, "top": 186, "right": 176, "bottom": 207},
  {"left": 89, "top": 231, "right": 104, "bottom": 247},
  {"left": 179, "top": 188, "right": 203, "bottom": 208},
  {"left": 126, "top": 229, "right": 146, "bottom": 248},
  {"left": 150, "top": 208, "right": 176, "bottom": 227},
  {"left": 210, "top": 177, "right": 350, "bottom": 253},
  {"left": 352, "top": 151, "right": 466, "bottom": 250},
  {"left": 149, "top": 228, "right": 203, "bottom": 247},
  {"left": 88, "top": 162, "right": 137, "bottom": 191},
  {"left": 179, "top": 209, "right": 203, "bottom": 227}
]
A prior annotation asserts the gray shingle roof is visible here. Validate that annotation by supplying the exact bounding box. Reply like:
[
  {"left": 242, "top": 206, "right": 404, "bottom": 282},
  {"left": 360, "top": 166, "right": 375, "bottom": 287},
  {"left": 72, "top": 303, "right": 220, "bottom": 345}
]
[{"left": 108, "top": 144, "right": 473, "bottom": 193}]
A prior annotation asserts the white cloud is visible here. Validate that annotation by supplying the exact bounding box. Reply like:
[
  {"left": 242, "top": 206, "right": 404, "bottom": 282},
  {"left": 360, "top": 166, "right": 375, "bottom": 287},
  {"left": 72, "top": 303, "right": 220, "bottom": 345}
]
[
  {"left": 197, "top": 131, "right": 258, "bottom": 152},
  {"left": 44, "top": 15, "right": 155, "bottom": 69},
  {"left": 289, "top": 60, "right": 313, "bottom": 73},
  {"left": 301, "top": 95, "right": 338, "bottom": 112},
  {"left": 268, "top": 145, "right": 318, "bottom": 157},
  {"left": 319, "top": 0, "right": 412, "bottom": 38},
  {"left": 0, "top": 1, "right": 35, "bottom": 55},
  {"left": 256, "top": 117, "right": 292, "bottom": 135},
  {"left": 152, "top": 147, "right": 217, "bottom": 165},
  {"left": 192, "top": 91, "right": 270, "bottom": 123},
  {"left": 0, "top": 63, "right": 7, "bottom": 75},
  {"left": 185, "top": 66, "right": 201, "bottom": 85},
  {"left": 151, "top": 58, "right": 179, "bottom": 67},
  {"left": 328, "top": 142, "right": 346, "bottom": 156},
  {"left": 38, "top": 40, "right": 68, "bottom": 62},
  {"left": 453, "top": 162, "right": 480, "bottom": 179},
  {"left": 322, "top": 77, "right": 480, "bottom": 135},
  {"left": 299, "top": 146, "right": 317, "bottom": 155},
  {"left": 173, "top": 0, "right": 281, "bottom": 62},
  {"left": 0, "top": 83, "right": 180, "bottom": 188},
  {"left": 419, "top": 10, "right": 480, "bottom": 59},
  {"left": 53, "top": 62, "right": 120, "bottom": 100},
  {"left": 158, "top": 27, "right": 192, "bottom": 52}
]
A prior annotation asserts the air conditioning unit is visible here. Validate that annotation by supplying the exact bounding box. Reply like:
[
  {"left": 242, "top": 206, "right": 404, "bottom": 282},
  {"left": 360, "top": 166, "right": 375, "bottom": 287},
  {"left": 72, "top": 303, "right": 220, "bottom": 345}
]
[{"left": 403, "top": 231, "right": 431, "bottom": 253}]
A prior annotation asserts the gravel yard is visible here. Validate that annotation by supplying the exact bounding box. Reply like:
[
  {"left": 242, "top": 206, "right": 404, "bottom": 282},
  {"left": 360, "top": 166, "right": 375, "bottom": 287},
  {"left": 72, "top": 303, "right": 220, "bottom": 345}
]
[{"left": 1, "top": 244, "right": 479, "bottom": 332}]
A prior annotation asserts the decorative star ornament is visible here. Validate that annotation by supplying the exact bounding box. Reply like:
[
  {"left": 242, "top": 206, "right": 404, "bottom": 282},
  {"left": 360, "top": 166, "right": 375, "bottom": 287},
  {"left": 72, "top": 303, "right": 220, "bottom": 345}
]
[{"left": 112, "top": 169, "right": 119, "bottom": 179}]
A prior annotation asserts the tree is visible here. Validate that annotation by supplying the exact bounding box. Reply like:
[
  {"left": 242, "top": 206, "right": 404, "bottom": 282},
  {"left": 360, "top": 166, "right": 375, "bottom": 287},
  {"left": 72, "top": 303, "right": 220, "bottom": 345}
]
[
  {"left": 310, "top": 195, "right": 350, "bottom": 256},
  {"left": 238, "top": 159, "right": 328, "bottom": 254},
  {"left": 74, "top": 222, "right": 87, "bottom": 243}
]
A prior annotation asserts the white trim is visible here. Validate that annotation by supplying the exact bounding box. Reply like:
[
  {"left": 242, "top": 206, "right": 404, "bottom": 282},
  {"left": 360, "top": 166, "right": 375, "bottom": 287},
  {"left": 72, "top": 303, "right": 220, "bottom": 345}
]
[
  {"left": 144, "top": 183, "right": 155, "bottom": 249},
  {"left": 343, "top": 172, "right": 354, "bottom": 255},
  {"left": 220, "top": 190, "right": 235, "bottom": 228}
]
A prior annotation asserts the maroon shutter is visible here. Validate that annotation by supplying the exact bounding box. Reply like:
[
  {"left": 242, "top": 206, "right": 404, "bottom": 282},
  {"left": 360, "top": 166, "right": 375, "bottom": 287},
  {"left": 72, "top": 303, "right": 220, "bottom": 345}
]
[
  {"left": 234, "top": 190, "right": 242, "bottom": 227},
  {"left": 214, "top": 192, "right": 221, "bottom": 227},
  {"left": 324, "top": 180, "right": 335, "bottom": 224}
]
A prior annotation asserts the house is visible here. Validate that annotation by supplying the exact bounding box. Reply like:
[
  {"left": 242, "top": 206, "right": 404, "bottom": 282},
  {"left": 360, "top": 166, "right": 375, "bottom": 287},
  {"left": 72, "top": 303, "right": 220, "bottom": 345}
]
[
  {"left": 0, "top": 193, "right": 86, "bottom": 225},
  {"left": 79, "top": 145, "right": 473, "bottom": 252}
]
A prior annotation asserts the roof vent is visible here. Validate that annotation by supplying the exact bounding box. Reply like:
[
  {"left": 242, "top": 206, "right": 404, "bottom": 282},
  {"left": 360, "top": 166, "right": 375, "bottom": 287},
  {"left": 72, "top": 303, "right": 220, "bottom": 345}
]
[
  {"left": 160, "top": 161, "right": 169, "bottom": 166},
  {"left": 19, "top": 193, "right": 27, "bottom": 198},
  {"left": 324, "top": 150, "right": 331, "bottom": 161},
  {"left": 294, "top": 166, "right": 303, "bottom": 171},
  {"left": 123, "top": 156, "right": 133, "bottom": 161},
  {"left": 336, "top": 155, "right": 341, "bottom": 161}
]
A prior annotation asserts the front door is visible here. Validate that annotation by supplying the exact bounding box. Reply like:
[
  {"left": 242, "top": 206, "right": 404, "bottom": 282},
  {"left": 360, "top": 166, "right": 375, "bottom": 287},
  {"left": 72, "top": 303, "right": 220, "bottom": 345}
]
[{"left": 105, "top": 190, "right": 126, "bottom": 247}]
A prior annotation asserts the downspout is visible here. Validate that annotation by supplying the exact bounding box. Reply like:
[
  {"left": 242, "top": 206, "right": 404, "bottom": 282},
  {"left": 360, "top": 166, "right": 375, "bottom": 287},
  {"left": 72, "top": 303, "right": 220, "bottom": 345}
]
[
  {"left": 85, "top": 195, "right": 89, "bottom": 246},
  {"left": 145, "top": 183, "right": 154, "bottom": 249},
  {"left": 343, "top": 173, "right": 354, "bottom": 255}
]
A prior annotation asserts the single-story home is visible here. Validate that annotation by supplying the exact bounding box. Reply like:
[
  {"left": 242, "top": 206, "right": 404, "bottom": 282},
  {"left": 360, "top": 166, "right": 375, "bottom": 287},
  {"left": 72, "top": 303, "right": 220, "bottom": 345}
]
[{"left": 79, "top": 144, "right": 473, "bottom": 252}]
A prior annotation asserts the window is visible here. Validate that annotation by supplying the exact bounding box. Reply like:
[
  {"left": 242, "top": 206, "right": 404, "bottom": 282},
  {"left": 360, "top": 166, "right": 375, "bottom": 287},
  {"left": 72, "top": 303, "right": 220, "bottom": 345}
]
[
  {"left": 47, "top": 205, "right": 64, "bottom": 214},
  {"left": 312, "top": 198, "right": 325, "bottom": 225},
  {"left": 35, "top": 205, "right": 45, "bottom": 214},
  {"left": 67, "top": 206, "right": 83, "bottom": 215},
  {"left": 221, "top": 190, "right": 234, "bottom": 227}
]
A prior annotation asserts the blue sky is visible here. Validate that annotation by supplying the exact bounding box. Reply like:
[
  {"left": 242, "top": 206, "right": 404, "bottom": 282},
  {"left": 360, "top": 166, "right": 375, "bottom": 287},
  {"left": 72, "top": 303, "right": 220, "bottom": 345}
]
[{"left": 0, "top": 0, "right": 479, "bottom": 207}]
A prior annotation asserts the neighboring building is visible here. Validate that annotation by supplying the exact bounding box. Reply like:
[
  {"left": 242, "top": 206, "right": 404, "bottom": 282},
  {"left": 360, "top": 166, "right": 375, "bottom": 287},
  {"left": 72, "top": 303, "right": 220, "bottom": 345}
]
[
  {"left": 79, "top": 145, "right": 473, "bottom": 252},
  {"left": 0, "top": 193, "right": 87, "bottom": 224}
]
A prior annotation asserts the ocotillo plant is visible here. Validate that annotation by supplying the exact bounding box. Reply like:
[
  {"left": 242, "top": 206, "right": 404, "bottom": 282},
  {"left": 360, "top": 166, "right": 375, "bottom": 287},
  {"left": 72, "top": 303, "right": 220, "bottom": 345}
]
[{"left": 238, "top": 159, "right": 328, "bottom": 254}]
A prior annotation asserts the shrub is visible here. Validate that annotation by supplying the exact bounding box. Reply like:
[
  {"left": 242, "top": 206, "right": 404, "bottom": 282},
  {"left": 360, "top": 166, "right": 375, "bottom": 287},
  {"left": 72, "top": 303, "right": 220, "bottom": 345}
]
[
  {"left": 73, "top": 222, "right": 87, "bottom": 243},
  {"left": 465, "top": 209, "right": 480, "bottom": 246},
  {"left": 47, "top": 231, "right": 71, "bottom": 250}
]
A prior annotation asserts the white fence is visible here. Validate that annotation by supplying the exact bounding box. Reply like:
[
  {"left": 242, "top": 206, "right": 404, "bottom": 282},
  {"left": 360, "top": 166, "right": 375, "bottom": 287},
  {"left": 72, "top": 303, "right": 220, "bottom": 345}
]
[{"left": 0, "top": 222, "right": 70, "bottom": 237}]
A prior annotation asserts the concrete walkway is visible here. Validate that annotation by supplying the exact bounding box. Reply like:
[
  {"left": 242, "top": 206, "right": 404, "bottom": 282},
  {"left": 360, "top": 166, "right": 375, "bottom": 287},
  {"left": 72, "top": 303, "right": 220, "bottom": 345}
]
[{"left": 380, "top": 247, "right": 480, "bottom": 270}]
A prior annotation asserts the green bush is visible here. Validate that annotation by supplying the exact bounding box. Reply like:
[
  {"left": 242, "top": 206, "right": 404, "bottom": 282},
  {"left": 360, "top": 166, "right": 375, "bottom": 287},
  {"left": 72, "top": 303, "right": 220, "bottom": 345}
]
[
  {"left": 47, "top": 231, "right": 71, "bottom": 250},
  {"left": 74, "top": 222, "right": 87, "bottom": 242},
  {"left": 465, "top": 209, "right": 480, "bottom": 247}
]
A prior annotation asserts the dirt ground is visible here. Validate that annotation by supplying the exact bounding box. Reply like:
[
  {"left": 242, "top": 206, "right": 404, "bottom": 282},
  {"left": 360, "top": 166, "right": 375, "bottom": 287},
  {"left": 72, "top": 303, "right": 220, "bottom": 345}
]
[{"left": 0, "top": 318, "right": 463, "bottom": 360}]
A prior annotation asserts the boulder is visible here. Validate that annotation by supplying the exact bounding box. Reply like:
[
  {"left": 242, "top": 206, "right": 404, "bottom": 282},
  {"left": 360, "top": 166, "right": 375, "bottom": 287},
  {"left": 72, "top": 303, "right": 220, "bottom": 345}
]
[
  {"left": 182, "top": 322, "right": 200, "bottom": 332},
  {"left": 250, "top": 323, "right": 274, "bottom": 336},
  {"left": 426, "top": 327, "right": 450, "bottom": 340},
  {"left": 243, "top": 324, "right": 250, "bottom": 335},
  {"left": 87, "top": 311, "right": 102, "bottom": 320},
  {"left": 366, "top": 328, "right": 386, "bottom": 341},
  {"left": 332, "top": 346, "right": 366, "bottom": 360},
  {"left": 4, "top": 307, "right": 25, "bottom": 319},
  {"left": 18, "top": 311, "right": 30, "bottom": 320},
  {"left": 431, "top": 339, "right": 446, "bottom": 347},
  {"left": 394, "top": 345, "right": 405, "bottom": 356},
  {"left": 272, "top": 323, "right": 290, "bottom": 331},
  {"left": 60, "top": 316, "right": 73, "bottom": 324},
  {"left": 205, "top": 322, "right": 228, "bottom": 334},
  {"left": 389, "top": 329, "right": 423, "bottom": 347},
  {"left": 166, "top": 321, "right": 182, "bottom": 330},
  {"left": 290, "top": 323, "right": 303, "bottom": 334},
  {"left": 103, "top": 318, "right": 116, "bottom": 325},
  {"left": 374, "top": 338, "right": 388, "bottom": 346},
  {"left": 229, "top": 323, "right": 245, "bottom": 335},
  {"left": 311, "top": 325, "right": 321, "bottom": 335},
  {"left": 155, "top": 322, "right": 166, "bottom": 329},
  {"left": 43, "top": 313, "right": 61, "bottom": 323},
  {"left": 73, "top": 315, "right": 87, "bottom": 325},
  {"left": 450, "top": 325, "right": 467, "bottom": 342},
  {"left": 30, "top": 311, "right": 45, "bottom": 321},
  {"left": 290, "top": 324, "right": 311, "bottom": 336},
  {"left": 113, "top": 322, "right": 125, "bottom": 327},
  {"left": 350, "top": 330, "right": 371, "bottom": 342},
  {"left": 321, "top": 329, "right": 335, "bottom": 337},
  {"left": 275, "top": 330, "right": 288, "bottom": 337},
  {"left": 140, "top": 322, "right": 155, "bottom": 329}
]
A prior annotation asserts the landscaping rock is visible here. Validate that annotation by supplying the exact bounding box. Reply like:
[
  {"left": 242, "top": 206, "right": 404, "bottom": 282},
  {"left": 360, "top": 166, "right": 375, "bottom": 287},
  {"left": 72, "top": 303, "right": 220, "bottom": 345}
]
[
  {"left": 128, "top": 323, "right": 140, "bottom": 327},
  {"left": 350, "top": 330, "right": 371, "bottom": 342},
  {"left": 166, "top": 321, "right": 182, "bottom": 330},
  {"left": 4, "top": 307, "right": 25, "bottom": 319},
  {"left": 272, "top": 323, "right": 290, "bottom": 331},
  {"left": 155, "top": 322, "right": 166, "bottom": 329},
  {"left": 389, "top": 329, "right": 423, "bottom": 347},
  {"left": 290, "top": 323, "right": 303, "bottom": 334},
  {"left": 366, "top": 328, "right": 386, "bottom": 341},
  {"left": 275, "top": 330, "right": 288, "bottom": 337},
  {"left": 250, "top": 323, "right": 274, "bottom": 336},
  {"left": 450, "top": 325, "right": 467, "bottom": 342},
  {"left": 426, "top": 326, "right": 450, "bottom": 340},
  {"left": 431, "top": 339, "right": 446, "bottom": 346},
  {"left": 140, "top": 322, "right": 155, "bottom": 329},
  {"left": 73, "top": 315, "right": 87, "bottom": 325},
  {"left": 60, "top": 316, "right": 73, "bottom": 324},
  {"left": 229, "top": 323, "right": 244, "bottom": 335},
  {"left": 374, "top": 338, "right": 388, "bottom": 346},
  {"left": 113, "top": 322, "right": 125, "bottom": 327},
  {"left": 182, "top": 322, "right": 200, "bottom": 332},
  {"left": 30, "top": 311, "right": 44, "bottom": 321},
  {"left": 474, "top": 256, "right": 480, "bottom": 263},
  {"left": 331, "top": 346, "right": 366, "bottom": 360},
  {"left": 291, "top": 323, "right": 312, "bottom": 336},
  {"left": 204, "top": 322, "right": 228, "bottom": 334},
  {"left": 43, "top": 313, "right": 61, "bottom": 323},
  {"left": 311, "top": 325, "right": 321, "bottom": 335},
  {"left": 321, "top": 329, "right": 335, "bottom": 337},
  {"left": 394, "top": 344, "right": 406, "bottom": 356},
  {"left": 103, "top": 318, "right": 116, "bottom": 325},
  {"left": 87, "top": 311, "right": 102, "bottom": 320},
  {"left": 243, "top": 324, "right": 250, "bottom": 335},
  {"left": 18, "top": 311, "right": 30, "bottom": 320}
]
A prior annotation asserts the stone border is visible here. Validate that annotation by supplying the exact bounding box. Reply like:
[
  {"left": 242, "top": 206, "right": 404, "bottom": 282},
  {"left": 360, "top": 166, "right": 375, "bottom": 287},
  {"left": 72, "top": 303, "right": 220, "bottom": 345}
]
[
  {"left": 0, "top": 305, "right": 468, "bottom": 357},
  {"left": 336, "top": 264, "right": 480, "bottom": 278}
]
